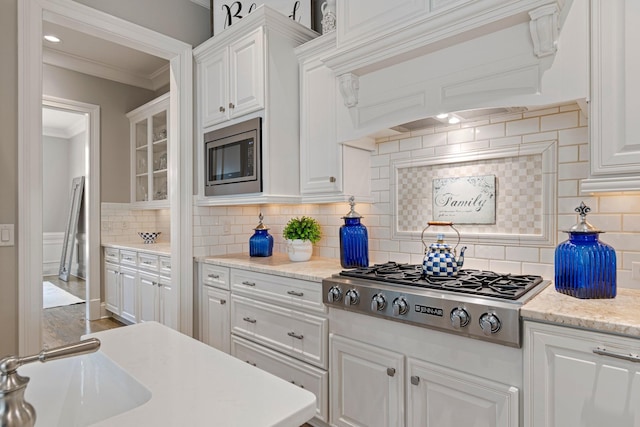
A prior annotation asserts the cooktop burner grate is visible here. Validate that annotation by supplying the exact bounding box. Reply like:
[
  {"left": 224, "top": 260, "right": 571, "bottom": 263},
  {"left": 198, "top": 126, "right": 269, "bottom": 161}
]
[{"left": 339, "top": 262, "right": 543, "bottom": 300}]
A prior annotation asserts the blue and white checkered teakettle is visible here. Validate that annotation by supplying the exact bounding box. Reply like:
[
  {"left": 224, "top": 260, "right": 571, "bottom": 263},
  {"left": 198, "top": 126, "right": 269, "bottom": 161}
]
[{"left": 421, "top": 221, "right": 467, "bottom": 277}]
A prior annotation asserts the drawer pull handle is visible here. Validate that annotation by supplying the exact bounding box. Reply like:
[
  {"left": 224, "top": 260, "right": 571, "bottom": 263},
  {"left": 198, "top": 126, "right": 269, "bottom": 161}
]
[
  {"left": 220, "top": 299, "right": 226, "bottom": 305},
  {"left": 143, "top": 261, "right": 153, "bottom": 265},
  {"left": 387, "top": 368, "right": 396, "bottom": 377},
  {"left": 593, "top": 347, "right": 640, "bottom": 363},
  {"left": 123, "top": 257, "right": 134, "bottom": 261},
  {"left": 208, "top": 273, "right": 220, "bottom": 279},
  {"left": 410, "top": 375, "right": 420, "bottom": 386},
  {"left": 242, "top": 281, "right": 256, "bottom": 287},
  {"left": 290, "top": 380, "right": 304, "bottom": 389},
  {"left": 287, "top": 332, "right": 304, "bottom": 340},
  {"left": 243, "top": 317, "right": 257, "bottom": 324},
  {"left": 287, "top": 290, "right": 304, "bottom": 297},
  {"left": 245, "top": 360, "right": 256, "bottom": 366},
  {"left": 165, "top": 265, "right": 171, "bottom": 269}
]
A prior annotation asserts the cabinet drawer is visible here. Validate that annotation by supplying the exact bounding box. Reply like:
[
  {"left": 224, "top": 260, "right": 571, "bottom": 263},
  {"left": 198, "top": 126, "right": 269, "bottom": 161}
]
[
  {"left": 231, "top": 294, "right": 328, "bottom": 369},
  {"left": 120, "top": 250, "right": 137, "bottom": 267},
  {"left": 201, "top": 263, "right": 230, "bottom": 290},
  {"left": 231, "top": 270, "right": 326, "bottom": 313},
  {"left": 138, "top": 253, "right": 159, "bottom": 271},
  {"left": 104, "top": 247, "right": 119, "bottom": 263},
  {"left": 231, "top": 335, "right": 328, "bottom": 423},
  {"left": 159, "top": 256, "right": 171, "bottom": 276}
]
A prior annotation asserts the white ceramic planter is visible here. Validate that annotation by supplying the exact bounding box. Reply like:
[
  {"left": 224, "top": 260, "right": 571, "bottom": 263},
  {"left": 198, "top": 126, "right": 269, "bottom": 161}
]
[{"left": 286, "top": 239, "right": 313, "bottom": 262}]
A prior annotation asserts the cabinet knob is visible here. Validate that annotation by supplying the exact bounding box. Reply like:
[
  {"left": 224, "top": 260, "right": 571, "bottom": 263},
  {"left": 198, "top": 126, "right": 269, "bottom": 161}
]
[
  {"left": 329, "top": 176, "right": 336, "bottom": 183},
  {"left": 386, "top": 367, "right": 396, "bottom": 377},
  {"left": 220, "top": 299, "right": 226, "bottom": 305},
  {"left": 219, "top": 106, "right": 225, "bottom": 112},
  {"left": 411, "top": 375, "right": 420, "bottom": 386},
  {"left": 229, "top": 102, "right": 235, "bottom": 109}
]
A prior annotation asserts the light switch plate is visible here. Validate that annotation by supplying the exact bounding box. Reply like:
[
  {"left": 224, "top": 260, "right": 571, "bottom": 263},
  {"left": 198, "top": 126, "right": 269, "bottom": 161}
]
[{"left": 0, "top": 224, "right": 15, "bottom": 247}]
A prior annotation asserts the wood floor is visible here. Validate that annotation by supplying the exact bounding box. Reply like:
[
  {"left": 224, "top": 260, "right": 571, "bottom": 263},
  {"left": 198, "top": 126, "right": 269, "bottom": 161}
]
[{"left": 42, "top": 275, "right": 125, "bottom": 349}]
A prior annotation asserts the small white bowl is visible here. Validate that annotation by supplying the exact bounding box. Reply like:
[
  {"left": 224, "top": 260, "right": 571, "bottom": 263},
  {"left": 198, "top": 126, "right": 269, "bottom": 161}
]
[{"left": 138, "top": 232, "right": 161, "bottom": 244}]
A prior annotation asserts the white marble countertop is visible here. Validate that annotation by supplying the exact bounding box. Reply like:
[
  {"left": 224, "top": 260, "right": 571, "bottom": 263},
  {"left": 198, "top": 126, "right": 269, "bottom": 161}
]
[
  {"left": 521, "top": 285, "right": 640, "bottom": 337},
  {"left": 84, "top": 322, "right": 316, "bottom": 426},
  {"left": 102, "top": 242, "right": 171, "bottom": 256},
  {"left": 197, "top": 252, "right": 343, "bottom": 282}
]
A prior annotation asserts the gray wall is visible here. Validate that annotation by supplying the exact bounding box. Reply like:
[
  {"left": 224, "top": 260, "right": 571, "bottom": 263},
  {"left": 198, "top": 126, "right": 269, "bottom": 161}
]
[
  {"left": 0, "top": 0, "right": 18, "bottom": 356},
  {"left": 44, "top": 64, "right": 159, "bottom": 203},
  {"left": 73, "top": 0, "right": 211, "bottom": 47}
]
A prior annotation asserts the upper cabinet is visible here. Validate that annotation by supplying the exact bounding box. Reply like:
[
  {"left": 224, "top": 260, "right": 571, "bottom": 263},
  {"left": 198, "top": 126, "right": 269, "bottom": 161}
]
[
  {"left": 295, "top": 32, "right": 374, "bottom": 203},
  {"left": 198, "top": 27, "right": 265, "bottom": 128},
  {"left": 194, "top": 6, "right": 317, "bottom": 206},
  {"left": 582, "top": 0, "right": 640, "bottom": 193},
  {"left": 127, "top": 93, "right": 169, "bottom": 209}
]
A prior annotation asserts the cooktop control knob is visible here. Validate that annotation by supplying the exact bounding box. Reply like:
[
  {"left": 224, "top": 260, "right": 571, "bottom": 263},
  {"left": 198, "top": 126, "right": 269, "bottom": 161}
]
[
  {"left": 392, "top": 297, "right": 409, "bottom": 316},
  {"left": 327, "top": 286, "right": 342, "bottom": 303},
  {"left": 344, "top": 289, "right": 360, "bottom": 306},
  {"left": 450, "top": 307, "right": 470, "bottom": 329},
  {"left": 370, "top": 293, "right": 386, "bottom": 311},
  {"left": 479, "top": 313, "right": 501, "bottom": 335}
]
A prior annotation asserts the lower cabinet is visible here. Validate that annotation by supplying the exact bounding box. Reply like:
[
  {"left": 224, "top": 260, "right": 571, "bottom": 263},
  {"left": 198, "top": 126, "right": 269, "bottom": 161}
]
[
  {"left": 103, "top": 261, "right": 136, "bottom": 324},
  {"left": 524, "top": 321, "right": 640, "bottom": 427},
  {"left": 331, "top": 333, "right": 520, "bottom": 427},
  {"left": 232, "top": 335, "right": 329, "bottom": 422},
  {"left": 201, "top": 285, "right": 231, "bottom": 353},
  {"left": 137, "top": 270, "right": 175, "bottom": 328}
]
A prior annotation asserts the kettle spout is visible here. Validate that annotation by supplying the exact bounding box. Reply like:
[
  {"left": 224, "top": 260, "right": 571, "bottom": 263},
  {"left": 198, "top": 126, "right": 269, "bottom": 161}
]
[{"left": 456, "top": 246, "right": 467, "bottom": 268}]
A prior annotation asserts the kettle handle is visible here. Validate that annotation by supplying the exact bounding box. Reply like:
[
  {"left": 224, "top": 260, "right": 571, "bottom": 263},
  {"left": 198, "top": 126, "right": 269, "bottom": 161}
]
[{"left": 421, "top": 222, "right": 461, "bottom": 253}]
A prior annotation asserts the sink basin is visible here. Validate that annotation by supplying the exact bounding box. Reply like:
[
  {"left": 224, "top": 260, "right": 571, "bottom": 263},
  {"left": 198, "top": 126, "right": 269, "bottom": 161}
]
[{"left": 20, "top": 350, "right": 151, "bottom": 427}]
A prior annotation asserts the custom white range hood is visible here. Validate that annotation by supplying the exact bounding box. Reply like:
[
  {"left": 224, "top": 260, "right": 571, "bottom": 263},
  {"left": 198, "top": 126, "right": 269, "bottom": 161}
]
[{"left": 323, "top": 0, "right": 586, "bottom": 141}]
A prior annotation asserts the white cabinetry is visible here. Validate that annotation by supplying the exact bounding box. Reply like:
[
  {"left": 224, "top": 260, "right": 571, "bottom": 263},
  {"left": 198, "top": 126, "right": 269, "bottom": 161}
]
[
  {"left": 198, "top": 28, "right": 264, "bottom": 127},
  {"left": 330, "top": 334, "right": 404, "bottom": 427},
  {"left": 194, "top": 6, "right": 316, "bottom": 206},
  {"left": 199, "top": 263, "right": 231, "bottom": 353},
  {"left": 295, "top": 33, "right": 373, "bottom": 203},
  {"left": 228, "top": 268, "right": 329, "bottom": 424},
  {"left": 524, "top": 321, "right": 640, "bottom": 427},
  {"left": 582, "top": 0, "right": 640, "bottom": 192},
  {"left": 126, "top": 93, "right": 169, "bottom": 207},
  {"left": 103, "top": 246, "right": 176, "bottom": 329},
  {"left": 330, "top": 333, "right": 518, "bottom": 427}
]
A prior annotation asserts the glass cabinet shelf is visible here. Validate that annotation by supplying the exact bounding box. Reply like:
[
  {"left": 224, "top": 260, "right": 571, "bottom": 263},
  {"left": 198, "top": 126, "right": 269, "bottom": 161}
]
[{"left": 126, "top": 93, "right": 170, "bottom": 207}]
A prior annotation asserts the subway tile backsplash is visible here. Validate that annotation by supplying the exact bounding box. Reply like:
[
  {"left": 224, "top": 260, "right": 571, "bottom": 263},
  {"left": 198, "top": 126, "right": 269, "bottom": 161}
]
[{"left": 187, "top": 102, "right": 640, "bottom": 289}]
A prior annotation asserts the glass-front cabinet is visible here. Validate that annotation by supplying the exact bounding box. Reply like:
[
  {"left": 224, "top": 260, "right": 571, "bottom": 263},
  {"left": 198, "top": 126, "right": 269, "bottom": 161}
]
[{"left": 127, "top": 93, "right": 169, "bottom": 207}]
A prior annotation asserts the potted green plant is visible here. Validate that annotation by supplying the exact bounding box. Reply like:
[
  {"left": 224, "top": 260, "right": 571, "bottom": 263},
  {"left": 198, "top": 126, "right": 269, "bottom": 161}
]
[{"left": 283, "top": 216, "right": 322, "bottom": 262}]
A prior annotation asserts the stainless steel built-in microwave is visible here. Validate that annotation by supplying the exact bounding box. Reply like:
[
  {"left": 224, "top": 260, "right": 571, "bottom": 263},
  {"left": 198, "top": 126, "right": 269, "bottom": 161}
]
[{"left": 204, "top": 117, "right": 262, "bottom": 196}]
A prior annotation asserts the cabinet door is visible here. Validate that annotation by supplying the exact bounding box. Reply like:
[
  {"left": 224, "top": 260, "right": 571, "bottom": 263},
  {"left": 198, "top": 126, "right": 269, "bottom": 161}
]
[
  {"left": 137, "top": 271, "right": 158, "bottom": 323},
  {"left": 587, "top": 0, "right": 640, "bottom": 186},
  {"left": 201, "top": 286, "right": 231, "bottom": 353},
  {"left": 299, "top": 52, "right": 341, "bottom": 195},
  {"left": 158, "top": 274, "right": 177, "bottom": 329},
  {"left": 228, "top": 27, "right": 264, "bottom": 119},
  {"left": 200, "top": 48, "right": 229, "bottom": 128},
  {"left": 407, "top": 357, "right": 519, "bottom": 427},
  {"left": 525, "top": 321, "right": 640, "bottom": 427},
  {"left": 119, "top": 266, "right": 137, "bottom": 324},
  {"left": 330, "top": 334, "right": 404, "bottom": 427},
  {"left": 104, "top": 262, "right": 120, "bottom": 315}
]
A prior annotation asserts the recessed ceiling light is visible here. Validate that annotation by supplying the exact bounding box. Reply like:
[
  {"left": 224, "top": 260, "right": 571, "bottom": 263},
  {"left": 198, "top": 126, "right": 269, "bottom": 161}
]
[
  {"left": 44, "top": 34, "right": 61, "bottom": 43},
  {"left": 448, "top": 116, "right": 461, "bottom": 124},
  {"left": 436, "top": 113, "right": 449, "bottom": 119}
]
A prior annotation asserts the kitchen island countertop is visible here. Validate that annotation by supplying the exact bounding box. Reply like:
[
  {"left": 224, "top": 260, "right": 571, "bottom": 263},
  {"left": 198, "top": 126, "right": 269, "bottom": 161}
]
[
  {"left": 85, "top": 321, "right": 316, "bottom": 426},
  {"left": 102, "top": 242, "right": 171, "bottom": 256},
  {"left": 197, "top": 252, "right": 343, "bottom": 282},
  {"left": 522, "top": 285, "right": 640, "bottom": 338}
]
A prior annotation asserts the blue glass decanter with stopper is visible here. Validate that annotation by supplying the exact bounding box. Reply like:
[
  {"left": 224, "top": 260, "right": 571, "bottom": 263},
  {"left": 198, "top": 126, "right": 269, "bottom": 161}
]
[
  {"left": 555, "top": 202, "right": 616, "bottom": 299},
  {"left": 249, "top": 212, "right": 273, "bottom": 257},
  {"left": 339, "top": 196, "right": 369, "bottom": 268}
]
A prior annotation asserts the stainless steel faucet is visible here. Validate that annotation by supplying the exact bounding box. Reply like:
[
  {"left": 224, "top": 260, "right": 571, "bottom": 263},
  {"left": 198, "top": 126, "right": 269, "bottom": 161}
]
[{"left": 0, "top": 338, "right": 101, "bottom": 427}]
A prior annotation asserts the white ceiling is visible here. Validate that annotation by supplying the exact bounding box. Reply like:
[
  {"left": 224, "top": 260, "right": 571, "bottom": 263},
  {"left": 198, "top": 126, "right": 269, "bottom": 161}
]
[
  {"left": 42, "top": 21, "right": 170, "bottom": 91},
  {"left": 42, "top": 107, "right": 87, "bottom": 139}
]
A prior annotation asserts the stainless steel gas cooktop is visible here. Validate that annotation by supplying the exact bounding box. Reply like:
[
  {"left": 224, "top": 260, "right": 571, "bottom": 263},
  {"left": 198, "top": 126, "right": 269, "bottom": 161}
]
[{"left": 322, "top": 262, "right": 550, "bottom": 347}]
